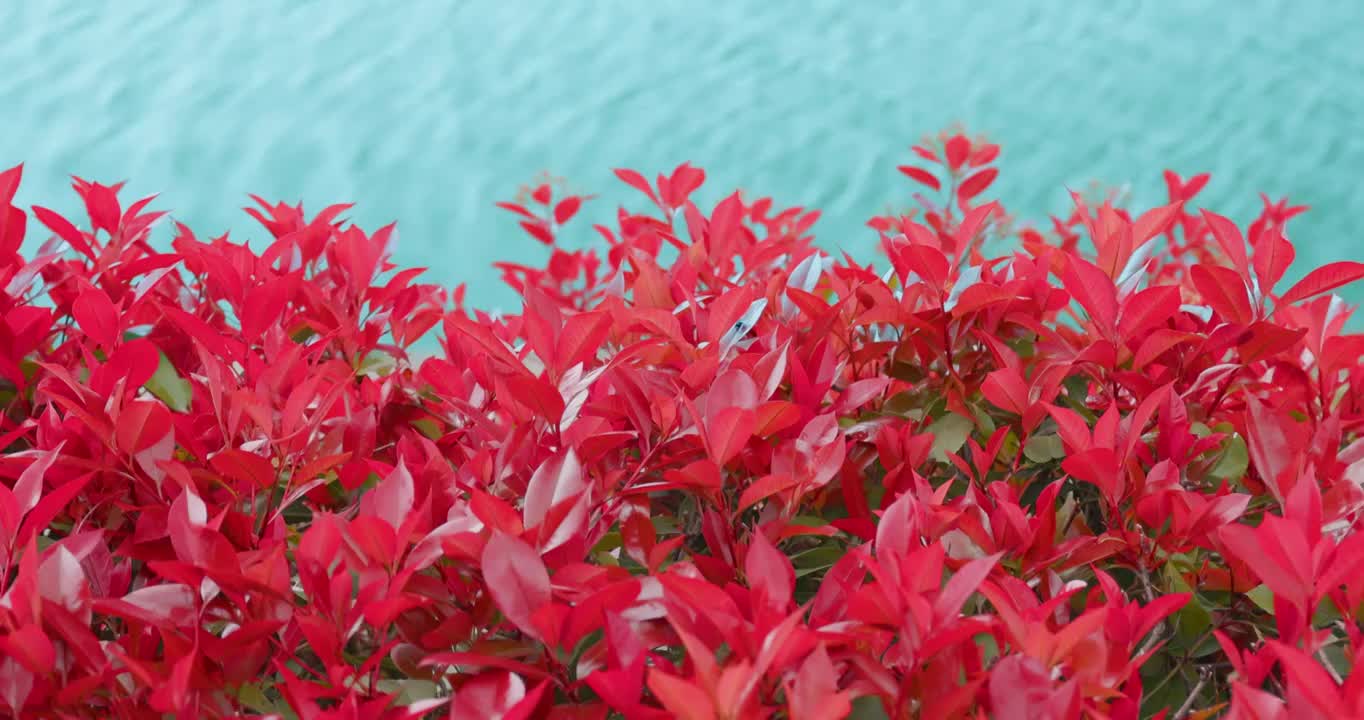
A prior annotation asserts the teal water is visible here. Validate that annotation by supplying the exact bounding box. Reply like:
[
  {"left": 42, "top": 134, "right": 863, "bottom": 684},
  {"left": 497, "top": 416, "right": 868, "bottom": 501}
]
[{"left": 4, "top": 1, "right": 1363, "bottom": 313}]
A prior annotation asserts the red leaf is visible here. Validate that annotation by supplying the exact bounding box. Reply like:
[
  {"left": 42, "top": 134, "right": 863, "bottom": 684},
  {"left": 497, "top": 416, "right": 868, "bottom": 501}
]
[
  {"left": 753, "top": 401, "right": 801, "bottom": 438},
  {"left": 555, "top": 311, "right": 611, "bottom": 371},
  {"left": 970, "top": 143, "right": 1000, "bottom": 167},
  {"left": 745, "top": 530, "right": 794, "bottom": 611},
  {"left": 981, "top": 368, "right": 1029, "bottom": 415},
  {"left": 957, "top": 168, "right": 998, "bottom": 202},
  {"left": 84, "top": 182, "right": 122, "bottom": 235},
  {"left": 359, "top": 460, "right": 415, "bottom": 531},
  {"left": 897, "top": 165, "right": 941, "bottom": 191},
  {"left": 613, "top": 168, "right": 658, "bottom": 204},
  {"left": 32, "top": 206, "right": 95, "bottom": 260},
  {"left": 1267, "top": 641, "right": 1345, "bottom": 717},
  {"left": 168, "top": 488, "right": 209, "bottom": 565},
  {"left": 72, "top": 288, "right": 119, "bottom": 347},
  {"left": 945, "top": 135, "right": 970, "bottom": 170},
  {"left": 1190, "top": 264, "right": 1252, "bottom": 324},
  {"left": 1238, "top": 321, "right": 1306, "bottom": 364},
  {"left": 934, "top": 553, "right": 1001, "bottom": 623},
  {"left": 1252, "top": 225, "right": 1295, "bottom": 295},
  {"left": 115, "top": 400, "right": 172, "bottom": 455},
  {"left": 12, "top": 443, "right": 63, "bottom": 517},
  {"left": 523, "top": 449, "right": 585, "bottom": 530},
  {"left": 647, "top": 671, "right": 716, "bottom": 720},
  {"left": 0, "top": 163, "right": 19, "bottom": 207},
  {"left": 495, "top": 201, "right": 536, "bottom": 220},
  {"left": 1243, "top": 398, "right": 1293, "bottom": 504},
  {"left": 1118, "top": 284, "right": 1180, "bottom": 339},
  {"left": 519, "top": 220, "right": 555, "bottom": 245},
  {"left": 789, "top": 644, "right": 852, "bottom": 720},
  {"left": 1132, "top": 201, "right": 1182, "bottom": 243},
  {"left": 96, "top": 584, "right": 198, "bottom": 627},
  {"left": 738, "top": 474, "right": 799, "bottom": 513},
  {"left": 1061, "top": 256, "right": 1119, "bottom": 335},
  {"left": 209, "top": 449, "right": 277, "bottom": 490},
  {"left": 482, "top": 531, "right": 552, "bottom": 640},
  {"left": 554, "top": 196, "right": 582, "bottom": 225},
  {"left": 1201, "top": 210, "right": 1249, "bottom": 278},
  {"left": 1277, "top": 260, "right": 1364, "bottom": 306},
  {"left": 704, "top": 407, "right": 756, "bottom": 466},
  {"left": 18, "top": 471, "right": 92, "bottom": 544},
  {"left": 1062, "top": 447, "right": 1123, "bottom": 505},
  {"left": 0, "top": 625, "right": 54, "bottom": 675},
  {"left": 1131, "top": 329, "right": 1198, "bottom": 370}
]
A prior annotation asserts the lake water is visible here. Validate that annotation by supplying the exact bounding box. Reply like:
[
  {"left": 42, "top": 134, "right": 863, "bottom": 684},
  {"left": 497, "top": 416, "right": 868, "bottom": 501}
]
[{"left": 4, "top": 1, "right": 1363, "bottom": 314}]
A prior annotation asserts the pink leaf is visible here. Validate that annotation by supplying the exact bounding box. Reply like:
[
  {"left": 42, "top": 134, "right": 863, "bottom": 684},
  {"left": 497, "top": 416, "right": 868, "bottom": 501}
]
[
  {"left": 12, "top": 442, "right": 64, "bottom": 517},
  {"left": 168, "top": 488, "right": 209, "bottom": 565},
  {"left": 745, "top": 530, "right": 794, "bottom": 612},
  {"left": 482, "top": 532, "right": 552, "bottom": 640},
  {"left": 934, "top": 553, "right": 1002, "bottom": 623},
  {"left": 705, "top": 407, "right": 756, "bottom": 467},
  {"left": 359, "top": 460, "right": 415, "bottom": 530},
  {"left": 523, "top": 449, "right": 585, "bottom": 530}
]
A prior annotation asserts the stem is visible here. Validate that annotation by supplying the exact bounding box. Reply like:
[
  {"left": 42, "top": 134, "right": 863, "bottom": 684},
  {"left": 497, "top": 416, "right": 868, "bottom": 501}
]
[
  {"left": 1317, "top": 647, "right": 1345, "bottom": 686},
  {"left": 1173, "top": 668, "right": 1210, "bottom": 719}
]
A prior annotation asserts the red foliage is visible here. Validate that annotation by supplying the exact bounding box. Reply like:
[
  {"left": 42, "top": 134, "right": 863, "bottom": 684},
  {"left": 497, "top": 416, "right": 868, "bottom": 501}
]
[{"left": 4, "top": 129, "right": 1364, "bottom": 718}]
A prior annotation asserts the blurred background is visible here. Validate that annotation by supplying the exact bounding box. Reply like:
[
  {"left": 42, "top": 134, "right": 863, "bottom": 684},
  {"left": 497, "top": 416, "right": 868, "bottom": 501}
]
[{"left": 3, "top": 1, "right": 1362, "bottom": 313}]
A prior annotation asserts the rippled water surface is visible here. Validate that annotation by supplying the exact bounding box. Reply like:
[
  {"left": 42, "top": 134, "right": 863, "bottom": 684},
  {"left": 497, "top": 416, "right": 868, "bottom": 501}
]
[{"left": 4, "top": 1, "right": 1363, "bottom": 311}]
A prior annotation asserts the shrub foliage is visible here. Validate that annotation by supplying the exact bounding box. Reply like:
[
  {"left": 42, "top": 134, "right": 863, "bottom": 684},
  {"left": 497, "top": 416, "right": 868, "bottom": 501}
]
[{"left": 4, "top": 131, "right": 1364, "bottom": 718}]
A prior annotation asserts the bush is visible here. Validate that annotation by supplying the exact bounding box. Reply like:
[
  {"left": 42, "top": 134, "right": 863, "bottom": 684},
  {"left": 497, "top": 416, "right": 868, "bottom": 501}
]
[{"left": 3, "top": 130, "right": 1364, "bottom": 719}]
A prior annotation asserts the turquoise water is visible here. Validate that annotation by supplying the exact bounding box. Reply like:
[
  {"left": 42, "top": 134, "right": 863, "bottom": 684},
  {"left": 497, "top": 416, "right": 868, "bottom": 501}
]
[{"left": 4, "top": 1, "right": 1363, "bottom": 313}]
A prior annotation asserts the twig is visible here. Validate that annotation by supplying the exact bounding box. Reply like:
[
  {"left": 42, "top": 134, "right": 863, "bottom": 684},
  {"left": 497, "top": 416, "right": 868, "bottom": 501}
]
[
  {"left": 1317, "top": 647, "right": 1345, "bottom": 686},
  {"left": 1173, "top": 667, "right": 1210, "bottom": 720}
]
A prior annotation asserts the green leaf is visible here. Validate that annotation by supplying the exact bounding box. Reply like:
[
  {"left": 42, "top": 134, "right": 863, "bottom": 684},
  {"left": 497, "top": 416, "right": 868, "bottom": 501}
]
[
  {"left": 376, "top": 679, "right": 441, "bottom": 705},
  {"left": 882, "top": 389, "right": 925, "bottom": 419},
  {"left": 411, "top": 417, "right": 443, "bottom": 440},
  {"left": 357, "top": 352, "right": 397, "bottom": 377},
  {"left": 594, "top": 531, "right": 623, "bottom": 553},
  {"left": 1246, "top": 584, "right": 1275, "bottom": 614},
  {"left": 970, "top": 403, "right": 997, "bottom": 436},
  {"left": 792, "top": 544, "right": 844, "bottom": 577},
  {"left": 927, "top": 413, "right": 974, "bottom": 462},
  {"left": 1023, "top": 433, "right": 1065, "bottom": 463},
  {"left": 145, "top": 352, "right": 192, "bottom": 412},
  {"left": 1314, "top": 594, "right": 1343, "bottom": 627},
  {"left": 848, "top": 696, "right": 891, "bottom": 720},
  {"left": 1210, "top": 435, "right": 1249, "bottom": 480},
  {"left": 1164, "top": 563, "right": 1211, "bottom": 638},
  {"left": 236, "top": 684, "right": 293, "bottom": 717}
]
